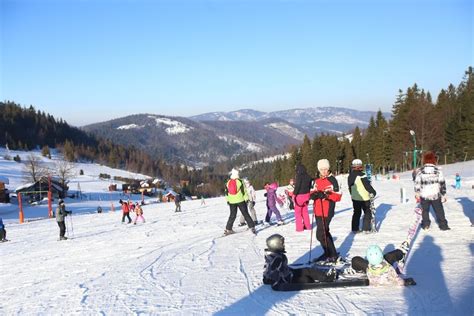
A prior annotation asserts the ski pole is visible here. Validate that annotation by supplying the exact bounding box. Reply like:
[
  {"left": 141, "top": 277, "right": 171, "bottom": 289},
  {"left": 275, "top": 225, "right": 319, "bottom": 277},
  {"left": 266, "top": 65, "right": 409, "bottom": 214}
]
[{"left": 69, "top": 212, "right": 74, "bottom": 238}]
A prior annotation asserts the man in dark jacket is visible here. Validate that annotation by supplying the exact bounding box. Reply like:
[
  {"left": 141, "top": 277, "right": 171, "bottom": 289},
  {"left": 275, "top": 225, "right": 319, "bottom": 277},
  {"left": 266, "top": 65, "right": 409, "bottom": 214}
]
[
  {"left": 292, "top": 164, "right": 313, "bottom": 232},
  {"left": 56, "top": 199, "right": 71, "bottom": 240},
  {"left": 348, "top": 159, "right": 376, "bottom": 233}
]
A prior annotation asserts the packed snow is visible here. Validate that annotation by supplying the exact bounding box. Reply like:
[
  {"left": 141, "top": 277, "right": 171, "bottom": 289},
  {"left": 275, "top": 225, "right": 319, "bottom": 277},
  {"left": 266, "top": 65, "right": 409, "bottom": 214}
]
[
  {"left": 0, "top": 150, "right": 473, "bottom": 315},
  {"left": 149, "top": 116, "right": 193, "bottom": 135},
  {"left": 117, "top": 124, "right": 144, "bottom": 130}
]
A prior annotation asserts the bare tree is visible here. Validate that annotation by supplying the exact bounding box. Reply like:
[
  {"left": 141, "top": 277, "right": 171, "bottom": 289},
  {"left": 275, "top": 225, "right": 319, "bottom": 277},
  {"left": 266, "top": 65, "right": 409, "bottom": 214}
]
[
  {"left": 56, "top": 160, "right": 76, "bottom": 195},
  {"left": 24, "top": 154, "right": 49, "bottom": 182}
]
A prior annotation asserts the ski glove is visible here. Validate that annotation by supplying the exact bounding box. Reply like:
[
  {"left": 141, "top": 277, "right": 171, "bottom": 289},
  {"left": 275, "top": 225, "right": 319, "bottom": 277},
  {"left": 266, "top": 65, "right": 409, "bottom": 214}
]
[{"left": 403, "top": 278, "right": 416, "bottom": 286}]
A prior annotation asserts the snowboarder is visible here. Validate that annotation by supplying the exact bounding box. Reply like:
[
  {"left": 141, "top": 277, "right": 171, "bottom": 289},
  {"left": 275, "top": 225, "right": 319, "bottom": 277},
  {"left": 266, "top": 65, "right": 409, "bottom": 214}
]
[
  {"left": 119, "top": 199, "right": 132, "bottom": 224},
  {"left": 293, "top": 164, "right": 313, "bottom": 232},
  {"left": 263, "top": 234, "right": 337, "bottom": 290},
  {"left": 0, "top": 218, "right": 7, "bottom": 242},
  {"left": 455, "top": 173, "right": 461, "bottom": 189},
  {"left": 224, "top": 169, "right": 256, "bottom": 235},
  {"left": 349, "top": 244, "right": 416, "bottom": 286},
  {"left": 310, "top": 159, "right": 342, "bottom": 262},
  {"left": 174, "top": 193, "right": 182, "bottom": 212},
  {"left": 348, "top": 159, "right": 377, "bottom": 233},
  {"left": 133, "top": 203, "right": 145, "bottom": 224},
  {"left": 56, "top": 199, "right": 71, "bottom": 240},
  {"left": 238, "top": 179, "right": 259, "bottom": 226},
  {"left": 264, "top": 182, "right": 284, "bottom": 225},
  {"left": 414, "top": 151, "right": 450, "bottom": 231}
]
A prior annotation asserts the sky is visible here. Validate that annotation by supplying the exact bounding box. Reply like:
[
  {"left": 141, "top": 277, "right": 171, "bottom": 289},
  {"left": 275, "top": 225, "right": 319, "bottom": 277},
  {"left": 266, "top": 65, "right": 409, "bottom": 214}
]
[{"left": 1, "top": 0, "right": 472, "bottom": 126}]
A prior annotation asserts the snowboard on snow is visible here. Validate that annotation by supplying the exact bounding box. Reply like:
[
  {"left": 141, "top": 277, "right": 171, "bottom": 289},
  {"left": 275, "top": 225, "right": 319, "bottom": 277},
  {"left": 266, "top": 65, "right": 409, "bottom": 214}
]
[
  {"left": 396, "top": 203, "right": 423, "bottom": 274},
  {"left": 369, "top": 195, "right": 377, "bottom": 232},
  {"left": 272, "top": 278, "right": 369, "bottom": 291}
]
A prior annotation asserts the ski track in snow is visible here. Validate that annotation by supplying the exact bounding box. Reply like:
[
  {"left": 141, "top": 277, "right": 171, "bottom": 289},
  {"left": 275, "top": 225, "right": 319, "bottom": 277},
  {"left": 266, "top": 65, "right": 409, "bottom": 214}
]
[{"left": 0, "top": 155, "right": 473, "bottom": 315}]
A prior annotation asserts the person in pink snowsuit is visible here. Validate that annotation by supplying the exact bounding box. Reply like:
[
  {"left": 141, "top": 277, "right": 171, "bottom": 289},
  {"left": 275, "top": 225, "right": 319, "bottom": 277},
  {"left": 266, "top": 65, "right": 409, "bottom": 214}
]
[
  {"left": 265, "top": 182, "right": 284, "bottom": 225},
  {"left": 293, "top": 164, "right": 313, "bottom": 232},
  {"left": 133, "top": 203, "right": 145, "bottom": 224}
]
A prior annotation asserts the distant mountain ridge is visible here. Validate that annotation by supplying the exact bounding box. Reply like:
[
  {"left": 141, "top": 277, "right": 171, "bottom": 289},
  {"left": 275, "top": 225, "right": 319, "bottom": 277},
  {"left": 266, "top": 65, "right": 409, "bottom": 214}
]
[{"left": 83, "top": 106, "right": 385, "bottom": 167}]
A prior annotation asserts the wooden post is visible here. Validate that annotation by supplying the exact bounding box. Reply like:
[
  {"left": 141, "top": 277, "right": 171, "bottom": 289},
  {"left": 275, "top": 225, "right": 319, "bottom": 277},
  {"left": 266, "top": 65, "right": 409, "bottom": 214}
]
[{"left": 18, "top": 192, "right": 24, "bottom": 223}]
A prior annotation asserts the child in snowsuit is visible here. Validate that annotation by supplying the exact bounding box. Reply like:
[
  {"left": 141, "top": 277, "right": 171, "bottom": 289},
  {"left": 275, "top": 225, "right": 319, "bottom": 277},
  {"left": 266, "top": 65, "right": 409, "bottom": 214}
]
[
  {"left": 285, "top": 178, "right": 295, "bottom": 210},
  {"left": 414, "top": 151, "right": 450, "bottom": 231},
  {"left": 265, "top": 182, "right": 284, "bottom": 225},
  {"left": 134, "top": 203, "right": 145, "bottom": 224},
  {"left": 455, "top": 173, "right": 461, "bottom": 189},
  {"left": 120, "top": 199, "right": 132, "bottom": 223},
  {"left": 239, "top": 179, "right": 258, "bottom": 226},
  {"left": 293, "top": 164, "right": 313, "bottom": 232},
  {"left": 263, "top": 234, "right": 337, "bottom": 290},
  {"left": 350, "top": 244, "right": 416, "bottom": 286},
  {"left": 310, "top": 159, "right": 342, "bottom": 262},
  {"left": 0, "top": 218, "right": 7, "bottom": 242}
]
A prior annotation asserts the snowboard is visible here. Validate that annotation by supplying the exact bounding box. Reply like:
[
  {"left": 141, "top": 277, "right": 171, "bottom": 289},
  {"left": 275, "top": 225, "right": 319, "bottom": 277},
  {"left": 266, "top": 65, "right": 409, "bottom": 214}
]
[
  {"left": 396, "top": 204, "right": 423, "bottom": 274},
  {"left": 369, "top": 195, "right": 377, "bottom": 232},
  {"left": 272, "top": 278, "right": 369, "bottom": 291}
]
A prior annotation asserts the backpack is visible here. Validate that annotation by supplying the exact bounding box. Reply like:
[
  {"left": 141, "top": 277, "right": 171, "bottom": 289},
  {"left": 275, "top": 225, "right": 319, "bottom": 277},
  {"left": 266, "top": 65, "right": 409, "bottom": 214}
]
[{"left": 227, "top": 179, "right": 238, "bottom": 195}]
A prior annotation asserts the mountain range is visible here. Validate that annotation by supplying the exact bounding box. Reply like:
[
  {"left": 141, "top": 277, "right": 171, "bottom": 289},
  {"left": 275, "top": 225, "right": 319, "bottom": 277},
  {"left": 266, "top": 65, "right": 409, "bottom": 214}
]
[{"left": 83, "top": 107, "right": 389, "bottom": 167}]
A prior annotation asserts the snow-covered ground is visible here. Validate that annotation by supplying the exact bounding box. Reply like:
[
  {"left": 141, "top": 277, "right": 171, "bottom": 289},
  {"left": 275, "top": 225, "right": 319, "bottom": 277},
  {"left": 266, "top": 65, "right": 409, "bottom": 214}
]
[{"left": 0, "top": 150, "right": 473, "bottom": 315}]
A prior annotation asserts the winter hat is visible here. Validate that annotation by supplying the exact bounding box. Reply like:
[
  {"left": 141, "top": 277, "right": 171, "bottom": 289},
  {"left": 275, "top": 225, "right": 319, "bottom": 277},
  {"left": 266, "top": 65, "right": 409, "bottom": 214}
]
[
  {"left": 351, "top": 159, "right": 363, "bottom": 167},
  {"left": 366, "top": 245, "right": 384, "bottom": 266},
  {"left": 317, "top": 159, "right": 330, "bottom": 171},
  {"left": 423, "top": 151, "right": 437, "bottom": 165},
  {"left": 58, "top": 199, "right": 64, "bottom": 205},
  {"left": 230, "top": 168, "right": 240, "bottom": 179}
]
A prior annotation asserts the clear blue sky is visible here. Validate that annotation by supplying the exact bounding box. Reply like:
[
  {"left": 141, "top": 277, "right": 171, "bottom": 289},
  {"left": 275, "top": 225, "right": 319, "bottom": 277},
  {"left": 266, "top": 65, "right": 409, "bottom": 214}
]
[{"left": 1, "top": 0, "right": 472, "bottom": 126}]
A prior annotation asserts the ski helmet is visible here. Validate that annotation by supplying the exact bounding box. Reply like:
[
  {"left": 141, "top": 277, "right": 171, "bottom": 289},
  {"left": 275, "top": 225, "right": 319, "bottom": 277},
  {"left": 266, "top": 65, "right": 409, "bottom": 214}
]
[
  {"left": 266, "top": 234, "right": 285, "bottom": 252},
  {"left": 351, "top": 159, "right": 363, "bottom": 168},
  {"left": 366, "top": 245, "right": 383, "bottom": 266},
  {"left": 58, "top": 199, "right": 64, "bottom": 205}
]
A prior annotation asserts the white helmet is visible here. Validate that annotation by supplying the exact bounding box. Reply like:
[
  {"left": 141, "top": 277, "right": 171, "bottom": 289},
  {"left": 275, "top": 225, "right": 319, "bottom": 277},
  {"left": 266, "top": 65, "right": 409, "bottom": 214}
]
[{"left": 351, "top": 159, "right": 363, "bottom": 167}]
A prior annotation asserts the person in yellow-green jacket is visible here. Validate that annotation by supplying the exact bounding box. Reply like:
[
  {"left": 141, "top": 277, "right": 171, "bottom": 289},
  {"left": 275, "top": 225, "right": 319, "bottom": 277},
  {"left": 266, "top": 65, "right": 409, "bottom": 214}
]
[
  {"left": 348, "top": 159, "right": 376, "bottom": 233},
  {"left": 224, "top": 169, "right": 256, "bottom": 235}
]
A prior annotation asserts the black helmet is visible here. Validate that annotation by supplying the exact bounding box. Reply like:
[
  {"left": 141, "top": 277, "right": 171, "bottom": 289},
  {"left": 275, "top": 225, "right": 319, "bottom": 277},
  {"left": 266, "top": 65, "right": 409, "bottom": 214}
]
[{"left": 266, "top": 234, "right": 285, "bottom": 252}]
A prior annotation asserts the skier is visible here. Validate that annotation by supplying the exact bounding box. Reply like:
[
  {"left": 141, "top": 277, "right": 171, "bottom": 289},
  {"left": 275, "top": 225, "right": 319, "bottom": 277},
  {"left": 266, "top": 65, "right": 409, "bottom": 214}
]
[
  {"left": 0, "top": 218, "right": 7, "bottom": 242},
  {"left": 263, "top": 234, "right": 337, "bottom": 290},
  {"left": 310, "top": 159, "right": 342, "bottom": 262},
  {"left": 174, "top": 193, "right": 182, "bottom": 212},
  {"left": 224, "top": 169, "right": 256, "bottom": 235},
  {"left": 293, "top": 164, "right": 313, "bottom": 232},
  {"left": 133, "top": 203, "right": 145, "bottom": 224},
  {"left": 284, "top": 178, "right": 295, "bottom": 211},
  {"left": 414, "top": 151, "right": 450, "bottom": 231},
  {"left": 119, "top": 199, "right": 132, "bottom": 224},
  {"left": 264, "top": 182, "right": 284, "bottom": 225},
  {"left": 201, "top": 196, "right": 206, "bottom": 206},
  {"left": 238, "top": 179, "right": 259, "bottom": 226},
  {"left": 455, "top": 173, "right": 461, "bottom": 189},
  {"left": 56, "top": 199, "right": 71, "bottom": 240},
  {"left": 348, "top": 159, "right": 377, "bottom": 233},
  {"left": 349, "top": 244, "right": 416, "bottom": 286}
]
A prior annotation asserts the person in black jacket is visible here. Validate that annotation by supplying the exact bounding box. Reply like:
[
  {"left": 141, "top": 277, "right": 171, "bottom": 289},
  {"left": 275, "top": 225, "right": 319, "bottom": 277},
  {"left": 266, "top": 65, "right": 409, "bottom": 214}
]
[
  {"left": 56, "top": 199, "right": 71, "bottom": 240},
  {"left": 292, "top": 164, "right": 313, "bottom": 232},
  {"left": 348, "top": 159, "right": 376, "bottom": 233},
  {"left": 263, "top": 234, "right": 337, "bottom": 290}
]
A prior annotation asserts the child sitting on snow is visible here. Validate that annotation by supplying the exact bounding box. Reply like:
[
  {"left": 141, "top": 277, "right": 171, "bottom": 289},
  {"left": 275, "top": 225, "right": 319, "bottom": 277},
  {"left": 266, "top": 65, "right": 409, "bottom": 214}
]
[
  {"left": 350, "top": 244, "right": 416, "bottom": 286},
  {"left": 263, "top": 234, "right": 336, "bottom": 290}
]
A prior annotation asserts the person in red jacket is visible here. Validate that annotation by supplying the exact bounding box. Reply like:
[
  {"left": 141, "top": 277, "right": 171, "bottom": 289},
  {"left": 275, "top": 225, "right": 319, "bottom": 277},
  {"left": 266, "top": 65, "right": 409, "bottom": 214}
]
[
  {"left": 120, "top": 199, "right": 132, "bottom": 224},
  {"left": 310, "top": 159, "right": 342, "bottom": 262}
]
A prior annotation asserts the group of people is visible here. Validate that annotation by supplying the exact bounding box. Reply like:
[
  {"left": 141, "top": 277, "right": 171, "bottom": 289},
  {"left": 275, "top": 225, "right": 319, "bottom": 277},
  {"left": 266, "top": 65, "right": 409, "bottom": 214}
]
[{"left": 119, "top": 199, "right": 145, "bottom": 225}]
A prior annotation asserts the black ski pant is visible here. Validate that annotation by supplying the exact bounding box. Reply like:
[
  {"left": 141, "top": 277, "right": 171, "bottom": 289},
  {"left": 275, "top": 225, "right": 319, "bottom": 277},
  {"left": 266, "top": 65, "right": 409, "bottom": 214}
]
[
  {"left": 175, "top": 202, "right": 181, "bottom": 212},
  {"left": 0, "top": 228, "right": 6, "bottom": 240},
  {"left": 290, "top": 267, "right": 333, "bottom": 283},
  {"left": 315, "top": 213, "right": 338, "bottom": 259},
  {"left": 352, "top": 249, "right": 403, "bottom": 272},
  {"left": 351, "top": 200, "right": 372, "bottom": 232},
  {"left": 57, "top": 221, "right": 66, "bottom": 238},
  {"left": 420, "top": 198, "right": 448, "bottom": 229},
  {"left": 226, "top": 201, "right": 255, "bottom": 230},
  {"left": 122, "top": 213, "right": 132, "bottom": 223}
]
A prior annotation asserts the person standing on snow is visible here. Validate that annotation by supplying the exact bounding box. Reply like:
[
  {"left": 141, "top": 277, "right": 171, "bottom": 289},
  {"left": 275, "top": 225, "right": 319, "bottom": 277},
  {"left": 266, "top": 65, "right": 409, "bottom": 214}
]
[
  {"left": 238, "top": 179, "right": 259, "bottom": 226},
  {"left": 414, "top": 151, "right": 450, "bottom": 231},
  {"left": 455, "top": 173, "right": 461, "bottom": 189},
  {"left": 224, "top": 169, "right": 256, "bottom": 235},
  {"left": 0, "top": 218, "right": 7, "bottom": 242},
  {"left": 134, "top": 202, "right": 145, "bottom": 224},
  {"left": 293, "top": 164, "right": 313, "bottom": 232},
  {"left": 264, "top": 182, "right": 284, "bottom": 225},
  {"left": 174, "top": 193, "right": 182, "bottom": 212},
  {"left": 120, "top": 199, "right": 132, "bottom": 224},
  {"left": 348, "top": 159, "right": 377, "bottom": 233},
  {"left": 56, "top": 199, "right": 71, "bottom": 240},
  {"left": 311, "top": 159, "right": 342, "bottom": 262},
  {"left": 285, "top": 178, "right": 295, "bottom": 211}
]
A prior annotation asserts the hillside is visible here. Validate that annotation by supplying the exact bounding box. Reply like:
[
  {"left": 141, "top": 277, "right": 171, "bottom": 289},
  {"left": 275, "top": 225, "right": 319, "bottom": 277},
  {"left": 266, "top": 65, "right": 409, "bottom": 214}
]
[{"left": 1, "top": 150, "right": 472, "bottom": 314}]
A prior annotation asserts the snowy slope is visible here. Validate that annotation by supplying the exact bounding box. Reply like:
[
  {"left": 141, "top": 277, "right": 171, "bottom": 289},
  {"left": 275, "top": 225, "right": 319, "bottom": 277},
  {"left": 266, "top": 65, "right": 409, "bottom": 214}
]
[{"left": 0, "top": 153, "right": 473, "bottom": 315}]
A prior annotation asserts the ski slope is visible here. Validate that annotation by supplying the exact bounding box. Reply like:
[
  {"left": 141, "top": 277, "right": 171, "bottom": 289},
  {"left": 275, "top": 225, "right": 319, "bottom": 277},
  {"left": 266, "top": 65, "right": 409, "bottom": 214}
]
[{"left": 0, "top": 151, "right": 473, "bottom": 315}]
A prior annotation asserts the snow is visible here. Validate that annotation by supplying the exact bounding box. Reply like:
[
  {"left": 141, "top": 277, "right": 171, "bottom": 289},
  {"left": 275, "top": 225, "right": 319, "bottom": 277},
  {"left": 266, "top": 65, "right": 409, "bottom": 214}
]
[
  {"left": 148, "top": 116, "right": 193, "bottom": 135},
  {"left": 265, "top": 122, "right": 305, "bottom": 140},
  {"left": 0, "top": 149, "right": 473, "bottom": 315},
  {"left": 117, "top": 124, "right": 144, "bottom": 130}
]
